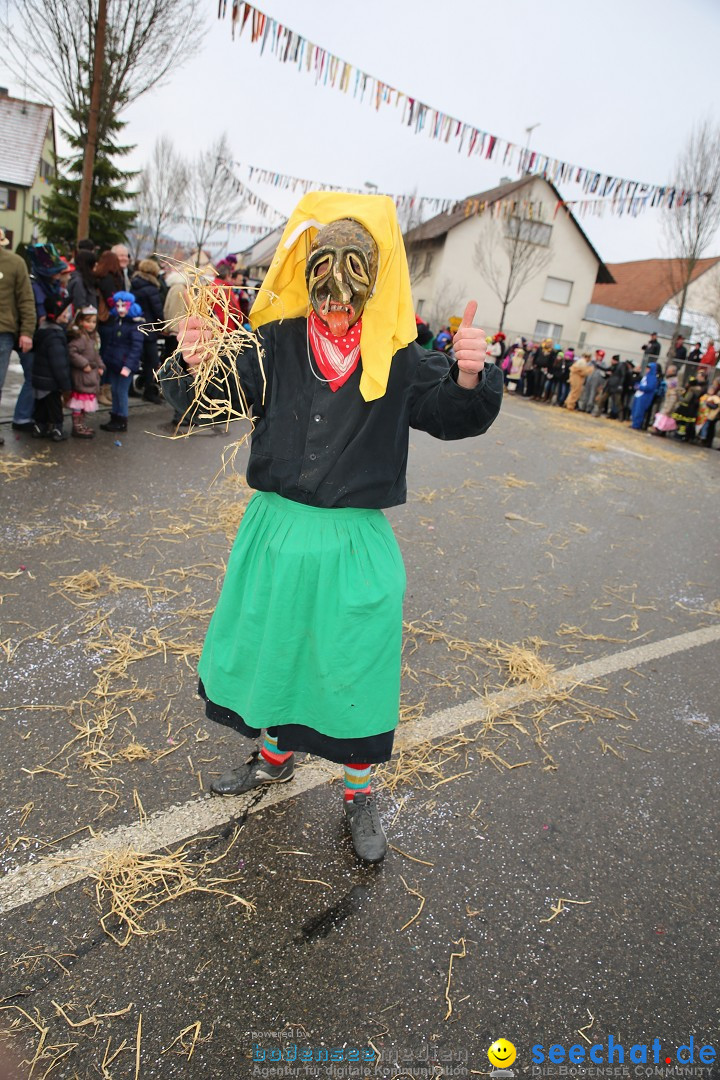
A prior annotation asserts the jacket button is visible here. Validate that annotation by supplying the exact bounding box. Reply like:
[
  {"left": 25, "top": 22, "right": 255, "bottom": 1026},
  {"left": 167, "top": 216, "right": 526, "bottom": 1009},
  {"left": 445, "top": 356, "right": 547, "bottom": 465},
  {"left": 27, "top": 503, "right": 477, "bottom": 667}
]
[
  {"left": 309, "top": 453, "right": 317, "bottom": 461},
  {"left": 313, "top": 413, "right": 322, "bottom": 422}
]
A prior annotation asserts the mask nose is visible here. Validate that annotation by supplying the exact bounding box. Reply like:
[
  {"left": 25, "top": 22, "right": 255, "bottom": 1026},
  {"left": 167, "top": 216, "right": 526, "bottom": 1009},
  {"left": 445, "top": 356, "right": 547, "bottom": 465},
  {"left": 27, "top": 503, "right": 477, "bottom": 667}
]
[{"left": 330, "top": 261, "right": 352, "bottom": 304}]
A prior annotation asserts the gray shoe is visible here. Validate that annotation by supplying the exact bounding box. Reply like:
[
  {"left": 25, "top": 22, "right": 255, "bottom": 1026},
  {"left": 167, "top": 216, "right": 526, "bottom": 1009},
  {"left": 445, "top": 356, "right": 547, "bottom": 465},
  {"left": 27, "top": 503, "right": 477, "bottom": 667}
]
[
  {"left": 344, "top": 792, "right": 387, "bottom": 863},
  {"left": 210, "top": 750, "right": 295, "bottom": 796}
]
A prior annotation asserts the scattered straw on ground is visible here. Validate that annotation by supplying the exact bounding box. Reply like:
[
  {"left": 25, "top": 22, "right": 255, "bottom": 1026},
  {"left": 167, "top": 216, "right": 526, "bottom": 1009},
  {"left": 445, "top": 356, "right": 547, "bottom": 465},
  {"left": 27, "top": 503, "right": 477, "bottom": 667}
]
[
  {"left": 0, "top": 450, "right": 58, "bottom": 482},
  {"left": 90, "top": 837, "right": 255, "bottom": 947}
]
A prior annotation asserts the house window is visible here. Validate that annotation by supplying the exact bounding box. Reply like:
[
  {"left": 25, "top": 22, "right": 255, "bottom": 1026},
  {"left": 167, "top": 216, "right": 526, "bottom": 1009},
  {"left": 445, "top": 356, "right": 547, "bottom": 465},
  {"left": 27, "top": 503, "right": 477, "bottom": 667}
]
[
  {"left": 543, "top": 276, "right": 573, "bottom": 305},
  {"left": 535, "top": 320, "right": 563, "bottom": 340},
  {"left": 506, "top": 217, "right": 552, "bottom": 246},
  {"left": 409, "top": 253, "right": 420, "bottom": 276},
  {"left": 39, "top": 158, "right": 54, "bottom": 180},
  {"left": 32, "top": 196, "right": 42, "bottom": 216},
  {"left": 0, "top": 186, "right": 16, "bottom": 210},
  {"left": 416, "top": 299, "right": 425, "bottom": 315},
  {"left": 423, "top": 252, "right": 434, "bottom": 275}
]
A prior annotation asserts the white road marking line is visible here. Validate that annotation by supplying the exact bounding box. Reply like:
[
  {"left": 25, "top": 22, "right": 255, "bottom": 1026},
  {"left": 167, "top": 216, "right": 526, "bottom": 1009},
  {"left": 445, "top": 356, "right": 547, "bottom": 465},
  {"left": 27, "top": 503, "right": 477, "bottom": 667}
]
[{"left": 2, "top": 622, "right": 719, "bottom": 916}]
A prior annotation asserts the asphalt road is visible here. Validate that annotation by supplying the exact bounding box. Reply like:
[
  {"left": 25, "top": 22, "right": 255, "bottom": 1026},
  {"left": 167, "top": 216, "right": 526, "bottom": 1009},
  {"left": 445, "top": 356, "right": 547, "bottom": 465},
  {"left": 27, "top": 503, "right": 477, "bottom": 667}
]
[{"left": 0, "top": 391, "right": 718, "bottom": 1080}]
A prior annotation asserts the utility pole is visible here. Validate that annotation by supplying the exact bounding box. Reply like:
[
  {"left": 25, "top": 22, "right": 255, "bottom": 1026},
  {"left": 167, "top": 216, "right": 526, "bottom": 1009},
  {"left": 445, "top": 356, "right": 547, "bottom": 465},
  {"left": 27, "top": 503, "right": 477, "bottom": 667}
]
[{"left": 77, "top": 0, "right": 107, "bottom": 243}]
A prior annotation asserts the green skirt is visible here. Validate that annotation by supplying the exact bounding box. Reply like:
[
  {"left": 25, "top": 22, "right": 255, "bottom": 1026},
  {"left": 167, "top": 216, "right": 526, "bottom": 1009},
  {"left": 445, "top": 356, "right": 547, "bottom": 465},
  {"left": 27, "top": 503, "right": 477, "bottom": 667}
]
[{"left": 198, "top": 492, "right": 406, "bottom": 763}]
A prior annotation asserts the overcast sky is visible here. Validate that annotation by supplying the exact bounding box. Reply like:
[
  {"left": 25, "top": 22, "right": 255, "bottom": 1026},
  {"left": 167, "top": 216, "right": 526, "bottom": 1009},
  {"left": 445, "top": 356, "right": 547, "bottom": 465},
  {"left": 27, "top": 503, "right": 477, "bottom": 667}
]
[{"left": 3, "top": 0, "right": 720, "bottom": 263}]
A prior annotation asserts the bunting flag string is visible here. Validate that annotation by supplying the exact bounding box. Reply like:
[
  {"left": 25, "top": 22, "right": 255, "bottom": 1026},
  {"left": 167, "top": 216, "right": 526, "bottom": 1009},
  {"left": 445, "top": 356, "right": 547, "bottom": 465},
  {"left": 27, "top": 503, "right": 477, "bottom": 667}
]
[
  {"left": 221, "top": 1, "right": 706, "bottom": 211},
  {"left": 228, "top": 156, "right": 677, "bottom": 223}
]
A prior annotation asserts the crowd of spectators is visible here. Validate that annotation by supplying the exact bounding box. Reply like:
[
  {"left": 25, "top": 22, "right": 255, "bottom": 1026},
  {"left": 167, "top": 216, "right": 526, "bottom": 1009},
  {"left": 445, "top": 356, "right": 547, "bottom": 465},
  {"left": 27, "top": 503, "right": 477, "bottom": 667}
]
[
  {"left": 417, "top": 317, "right": 720, "bottom": 450},
  {"left": 1, "top": 235, "right": 718, "bottom": 451},
  {"left": 0, "top": 232, "right": 254, "bottom": 442}
]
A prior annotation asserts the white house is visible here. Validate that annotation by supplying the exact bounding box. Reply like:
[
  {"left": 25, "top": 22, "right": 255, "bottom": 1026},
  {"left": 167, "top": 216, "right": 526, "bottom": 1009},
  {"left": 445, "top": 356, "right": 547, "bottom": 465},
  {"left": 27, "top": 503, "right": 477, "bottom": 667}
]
[{"left": 405, "top": 176, "right": 613, "bottom": 347}]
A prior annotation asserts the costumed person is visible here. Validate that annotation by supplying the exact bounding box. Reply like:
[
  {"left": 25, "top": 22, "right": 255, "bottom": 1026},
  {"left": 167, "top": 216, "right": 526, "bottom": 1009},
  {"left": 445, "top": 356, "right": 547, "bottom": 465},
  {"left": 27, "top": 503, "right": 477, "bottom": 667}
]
[
  {"left": 671, "top": 375, "right": 705, "bottom": 442},
  {"left": 630, "top": 359, "right": 659, "bottom": 429},
  {"left": 158, "top": 192, "right": 503, "bottom": 863},
  {"left": 696, "top": 379, "right": 720, "bottom": 447},
  {"left": 565, "top": 353, "right": 592, "bottom": 410},
  {"left": 650, "top": 364, "right": 679, "bottom": 437},
  {"left": 67, "top": 306, "right": 103, "bottom": 438},
  {"left": 99, "top": 291, "right": 143, "bottom": 433}
]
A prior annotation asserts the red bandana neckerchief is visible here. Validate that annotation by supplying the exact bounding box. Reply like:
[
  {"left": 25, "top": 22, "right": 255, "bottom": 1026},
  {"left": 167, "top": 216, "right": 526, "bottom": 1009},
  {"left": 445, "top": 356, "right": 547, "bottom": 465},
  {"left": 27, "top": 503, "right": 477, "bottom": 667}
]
[{"left": 308, "top": 311, "right": 362, "bottom": 391}]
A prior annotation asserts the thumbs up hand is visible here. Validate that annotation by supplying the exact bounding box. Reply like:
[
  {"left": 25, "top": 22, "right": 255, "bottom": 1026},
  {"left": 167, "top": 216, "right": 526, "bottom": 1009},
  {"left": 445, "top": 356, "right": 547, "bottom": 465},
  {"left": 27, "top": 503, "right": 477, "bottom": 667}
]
[{"left": 452, "top": 301, "right": 487, "bottom": 389}]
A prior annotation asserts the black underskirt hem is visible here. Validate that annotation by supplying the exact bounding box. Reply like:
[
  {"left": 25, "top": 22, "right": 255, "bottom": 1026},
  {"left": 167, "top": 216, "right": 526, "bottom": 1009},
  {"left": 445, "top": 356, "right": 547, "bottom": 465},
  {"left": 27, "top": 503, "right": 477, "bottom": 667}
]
[{"left": 198, "top": 680, "right": 395, "bottom": 765}]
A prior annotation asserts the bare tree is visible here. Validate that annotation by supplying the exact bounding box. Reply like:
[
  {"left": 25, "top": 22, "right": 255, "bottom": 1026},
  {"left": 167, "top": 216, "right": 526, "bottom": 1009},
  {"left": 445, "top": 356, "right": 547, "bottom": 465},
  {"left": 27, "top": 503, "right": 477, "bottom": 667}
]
[
  {"left": 3, "top": 0, "right": 204, "bottom": 238},
  {"left": 4, "top": 0, "right": 204, "bottom": 145},
  {"left": 662, "top": 119, "right": 720, "bottom": 340},
  {"left": 423, "top": 277, "right": 466, "bottom": 334},
  {"left": 397, "top": 188, "right": 426, "bottom": 238},
  {"left": 131, "top": 136, "right": 188, "bottom": 259},
  {"left": 185, "top": 135, "right": 246, "bottom": 265},
  {"left": 474, "top": 214, "right": 553, "bottom": 330}
]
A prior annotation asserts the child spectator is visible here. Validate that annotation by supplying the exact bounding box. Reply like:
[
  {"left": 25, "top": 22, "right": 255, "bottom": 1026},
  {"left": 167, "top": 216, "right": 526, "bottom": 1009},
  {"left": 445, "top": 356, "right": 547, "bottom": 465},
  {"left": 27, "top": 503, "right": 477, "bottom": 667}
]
[
  {"left": 67, "top": 306, "right": 103, "bottom": 438},
  {"left": 506, "top": 345, "right": 525, "bottom": 393},
  {"left": 99, "top": 291, "right": 143, "bottom": 433},
  {"left": 31, "top": 296, "right": 73, "bottom": 441},
  {"left": 650, "top": 364, "right": 679, "bottom": 437}
]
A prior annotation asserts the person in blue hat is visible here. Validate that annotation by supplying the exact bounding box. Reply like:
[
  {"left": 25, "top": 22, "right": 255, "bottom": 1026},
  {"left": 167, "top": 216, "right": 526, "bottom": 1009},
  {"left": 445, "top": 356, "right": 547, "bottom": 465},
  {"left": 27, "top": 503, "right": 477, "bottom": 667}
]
[{"left": 99, "top": 291, "right": 143, "bottom": 433}]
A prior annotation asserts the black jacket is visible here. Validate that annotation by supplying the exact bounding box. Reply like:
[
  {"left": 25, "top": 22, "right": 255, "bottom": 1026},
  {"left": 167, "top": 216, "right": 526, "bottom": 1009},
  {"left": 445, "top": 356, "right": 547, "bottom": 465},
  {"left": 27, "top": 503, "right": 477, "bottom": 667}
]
[
  {"left": 130, "top": 273, "right": 164, "bottom": 327},
  {"left": 159, "top": 317, "right": 503, "bottom": 510},
  {"left": 31, "top": 324, "right": 71, "bottom": 393}
]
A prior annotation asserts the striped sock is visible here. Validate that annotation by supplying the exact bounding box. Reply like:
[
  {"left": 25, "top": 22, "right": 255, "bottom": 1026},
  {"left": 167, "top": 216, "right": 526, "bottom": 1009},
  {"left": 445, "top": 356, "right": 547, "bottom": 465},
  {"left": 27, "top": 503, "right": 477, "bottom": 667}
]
[
  {"left": 260, "top": 732, "right": 293, "bottom": 767},
  {"left": 343, "top": 763, "right": 372, "bottom": 802}
]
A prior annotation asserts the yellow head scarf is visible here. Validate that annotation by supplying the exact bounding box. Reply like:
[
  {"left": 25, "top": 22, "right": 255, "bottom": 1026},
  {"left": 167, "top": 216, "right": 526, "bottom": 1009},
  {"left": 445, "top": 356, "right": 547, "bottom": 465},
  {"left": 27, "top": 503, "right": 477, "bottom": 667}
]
[{"left": 249, "top": 191, "right": 417, "bottom": 402}]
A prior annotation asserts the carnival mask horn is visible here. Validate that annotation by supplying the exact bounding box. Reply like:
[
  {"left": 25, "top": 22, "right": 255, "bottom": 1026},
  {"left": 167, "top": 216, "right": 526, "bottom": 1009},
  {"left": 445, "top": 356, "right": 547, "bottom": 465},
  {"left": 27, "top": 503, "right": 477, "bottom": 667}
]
[{"left": 305, "top": 219, "right": 379, "bottom": 338}]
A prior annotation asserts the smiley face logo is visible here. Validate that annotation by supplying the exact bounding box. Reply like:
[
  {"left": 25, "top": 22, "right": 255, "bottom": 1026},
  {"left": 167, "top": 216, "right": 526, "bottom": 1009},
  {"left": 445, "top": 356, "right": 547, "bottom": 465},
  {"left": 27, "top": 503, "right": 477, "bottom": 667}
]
[{"left": 488, "top": 1039, "right": 517, "bottom": 1069}]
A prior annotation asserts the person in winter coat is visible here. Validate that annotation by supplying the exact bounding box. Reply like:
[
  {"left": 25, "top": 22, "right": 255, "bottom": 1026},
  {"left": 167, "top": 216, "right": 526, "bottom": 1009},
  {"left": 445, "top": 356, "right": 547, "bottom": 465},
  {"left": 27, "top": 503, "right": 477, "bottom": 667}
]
[
  {"left": 630, "top": 360, "right": 659, "bottom": 429},
  {"left": 99, "top": 292, "right": 144, "bottom": 433},
  {"left": 548, "top": 349, "right": 573, "bottom": 405},
  {"left": 700, "top": 341, "right": 716, "bottom": 369},
  {"left": 0, "top": 229, "right": 36, "bottom": 444},
  {"left": 565, "top": 353, "right": 592, "bottom": 410},
  {"left": 672, "top": 374, "right": 706, "bottom": 442},
  {"left": 650, "top": 365, "right": 679, "bottom": 437},
  {"left": 130, "top": 258, "right": 164, "bottom": 400},
  {"left": 67, "top": 306, "right": 104, "bottom": 438},
  {"left": 31, "top": 296, "right": 73, "bottom": 441},
  {"left": 578, "top": 350, "right": 606, "bottom": 412},
  {"left": 595, "top": 354, "right": 625, "bottom": 418},
  {"left": 529, "top": 339, "right": 555, "bottom": 400},
  {"left": 67, "top": 250, "right": 99, "bottom": 312}
]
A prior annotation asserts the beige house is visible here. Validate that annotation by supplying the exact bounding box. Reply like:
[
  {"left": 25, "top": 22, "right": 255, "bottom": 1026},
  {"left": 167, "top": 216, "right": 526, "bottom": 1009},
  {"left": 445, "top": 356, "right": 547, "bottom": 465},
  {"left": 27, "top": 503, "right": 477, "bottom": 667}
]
[
  {"left": 0, "top": 90, "right": 56, "bottom": 250},
  {"left": 590, "top": 257, "right": 720, "bottom": 350},
  {"left": 405, "top": 176, "right": 612, "bottom": 346}
]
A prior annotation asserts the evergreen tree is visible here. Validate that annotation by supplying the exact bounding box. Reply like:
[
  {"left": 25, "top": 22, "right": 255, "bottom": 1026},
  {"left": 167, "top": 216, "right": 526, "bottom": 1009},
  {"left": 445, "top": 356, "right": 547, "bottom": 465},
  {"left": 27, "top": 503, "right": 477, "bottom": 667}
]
[{"left": 41, "top": 114, "right": 137, "bottom": 251}]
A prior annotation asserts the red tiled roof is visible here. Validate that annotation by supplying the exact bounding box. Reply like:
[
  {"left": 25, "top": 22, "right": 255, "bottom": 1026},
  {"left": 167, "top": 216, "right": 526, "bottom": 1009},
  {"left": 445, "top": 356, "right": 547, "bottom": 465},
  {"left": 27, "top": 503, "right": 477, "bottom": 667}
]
[{"left": 591, "top": 257, "right": 720, "bottom": 314}]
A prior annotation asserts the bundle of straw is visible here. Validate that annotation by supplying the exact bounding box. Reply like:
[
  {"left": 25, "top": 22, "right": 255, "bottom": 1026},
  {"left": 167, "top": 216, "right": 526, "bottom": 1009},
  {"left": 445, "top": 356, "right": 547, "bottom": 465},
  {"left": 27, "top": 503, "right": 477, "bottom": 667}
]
[{"left": 158, "top": 259, "right": 268, "bottom": 434}]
